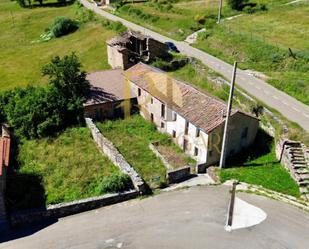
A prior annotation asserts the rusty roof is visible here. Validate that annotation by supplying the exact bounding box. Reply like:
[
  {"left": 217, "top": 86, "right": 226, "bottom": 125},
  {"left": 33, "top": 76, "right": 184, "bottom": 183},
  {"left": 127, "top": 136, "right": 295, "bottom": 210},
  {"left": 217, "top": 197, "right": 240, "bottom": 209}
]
[
  {"left": 84, "top": 69, "right": 136, "bottom": 106},
  {"left": 125, "top": 63, "right": 257, "bottom": 133}
]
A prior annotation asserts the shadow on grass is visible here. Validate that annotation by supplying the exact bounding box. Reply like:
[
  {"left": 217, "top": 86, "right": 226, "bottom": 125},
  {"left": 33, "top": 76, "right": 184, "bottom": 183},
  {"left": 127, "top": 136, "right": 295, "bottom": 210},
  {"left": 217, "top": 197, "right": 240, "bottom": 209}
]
[{"left": 226, "top": 129, "right": 277, "bottom": 168}]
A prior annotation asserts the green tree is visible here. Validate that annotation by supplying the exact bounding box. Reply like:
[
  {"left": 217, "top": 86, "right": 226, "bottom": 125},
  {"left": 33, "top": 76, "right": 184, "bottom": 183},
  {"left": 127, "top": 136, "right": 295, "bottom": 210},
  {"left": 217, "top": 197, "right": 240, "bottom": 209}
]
[{"left": 227, "top": 0, "right": 248, "bottom": 10}]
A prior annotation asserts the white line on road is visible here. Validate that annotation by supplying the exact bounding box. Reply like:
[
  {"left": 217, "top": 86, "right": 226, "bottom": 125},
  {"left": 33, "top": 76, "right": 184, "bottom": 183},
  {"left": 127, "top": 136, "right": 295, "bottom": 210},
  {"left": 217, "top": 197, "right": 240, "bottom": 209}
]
[
  {"left": 272, "top": 95, "right": 279, "bottom": 100},
  {"left": 303, "top": 113, "right": 309, "bottom": 119}
]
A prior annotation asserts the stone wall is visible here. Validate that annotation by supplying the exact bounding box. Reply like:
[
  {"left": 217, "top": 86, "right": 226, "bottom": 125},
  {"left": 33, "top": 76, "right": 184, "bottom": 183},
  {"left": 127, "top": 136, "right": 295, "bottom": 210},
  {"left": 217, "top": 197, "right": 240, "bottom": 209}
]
[
  {"left": 167, "top": 167, "right": 191, "bottom": 184},
  {"left": 10, "top": 190, "right": 138, "bottom": 227},
  {"left": 85, "top": 118, "right": 147, "bottom": 193},
  {"left": 149, "top": 142, "right": 173, "bottom": 170}
]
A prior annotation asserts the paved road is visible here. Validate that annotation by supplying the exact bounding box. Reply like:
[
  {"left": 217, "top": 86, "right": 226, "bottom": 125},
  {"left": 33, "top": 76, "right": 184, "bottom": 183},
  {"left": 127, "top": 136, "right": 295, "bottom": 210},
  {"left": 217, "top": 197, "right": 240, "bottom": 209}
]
[
  {"left": 1, "top": 185, "right": 309, "bottom": 249},
  {"left": 80, "top": 0, "right": 309, "bottom": 132}
]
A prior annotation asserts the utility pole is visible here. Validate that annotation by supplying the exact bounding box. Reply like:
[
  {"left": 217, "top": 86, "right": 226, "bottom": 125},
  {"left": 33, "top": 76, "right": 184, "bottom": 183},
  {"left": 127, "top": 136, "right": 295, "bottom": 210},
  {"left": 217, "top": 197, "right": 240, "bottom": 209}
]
[
  {"left": 219, "top": 61, "right": 237, "bottom": 169},
  {"left": 217, "top": 0, "right": 223, "bottom": 23}
]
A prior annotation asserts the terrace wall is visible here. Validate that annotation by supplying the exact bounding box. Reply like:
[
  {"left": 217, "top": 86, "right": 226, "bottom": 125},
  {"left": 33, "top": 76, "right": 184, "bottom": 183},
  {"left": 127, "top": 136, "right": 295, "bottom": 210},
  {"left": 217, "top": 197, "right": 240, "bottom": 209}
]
[{"left": 85, "top": 118, "right": 147, "bottom": 193}]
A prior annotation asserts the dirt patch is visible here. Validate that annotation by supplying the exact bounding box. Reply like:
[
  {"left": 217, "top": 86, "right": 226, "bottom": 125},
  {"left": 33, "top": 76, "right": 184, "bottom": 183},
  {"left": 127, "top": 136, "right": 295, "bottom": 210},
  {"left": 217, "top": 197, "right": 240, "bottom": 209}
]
[{"left": 156, "top": 144, "right": 189, "bottom": 169}]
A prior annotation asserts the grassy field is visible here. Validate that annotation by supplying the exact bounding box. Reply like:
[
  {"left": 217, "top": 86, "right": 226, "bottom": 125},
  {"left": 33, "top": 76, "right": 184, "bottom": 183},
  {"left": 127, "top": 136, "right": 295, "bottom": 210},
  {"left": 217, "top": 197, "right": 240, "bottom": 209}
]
[
  {"left": 0, "top": 0, "right": 116, "bottom": 91},
  {"left": 97, "top": 114, "right": 193, "bottom": 188},
  {"left": 112, "top": 0, "right": 309, "bottom": 105},
  {"left": 10, "top": 127, "right": 124, "bottom": 207},
  {"left": 195, "top": 2, "right": 309, "bottom": 105},
  {"left": 220, "top": 130, "right": 301, "bottom": 197},
  {"left": 113, "top": 0, "right": 238, "bottom": 40}
]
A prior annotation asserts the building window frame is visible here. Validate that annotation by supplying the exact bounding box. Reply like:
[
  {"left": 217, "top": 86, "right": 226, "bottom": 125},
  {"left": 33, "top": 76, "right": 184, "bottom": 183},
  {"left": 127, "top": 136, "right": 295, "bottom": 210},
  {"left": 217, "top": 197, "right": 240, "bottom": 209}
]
[
  {"left": 138, "top": 88, "right": 141, "bottom": 97},
  {"left": 172, "top": 130, "right": 176, "bottom": 138},
  {"left": 194, "top": 147, "right": 199, "bottom": 156},
  {"left": 161, "top": 122, "right": 165, "bottom": 128},
  {"left": 173, "top": 112, "right": 177, "bottom": 121},
  {"left": 196, "top": 128, "right": 200, "bottom": 137},
  {"left": 185, "top": 121, "right": 189, "bottom": 135},
  {"left": 161, "top": 104, "right": 165, "bottom": 118}
]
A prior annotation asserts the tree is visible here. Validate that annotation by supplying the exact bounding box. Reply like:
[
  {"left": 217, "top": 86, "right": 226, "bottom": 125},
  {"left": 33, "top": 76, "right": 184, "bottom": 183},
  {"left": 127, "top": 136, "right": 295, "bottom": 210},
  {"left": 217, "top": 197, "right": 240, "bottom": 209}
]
[
  {"left": 42, "top": 53, "right": 90, "bottom": 126},
  {"left": 251, "top": 103, "right": 264, "bottom": 118},
  {"left": 227, "top": 0, "right": 248, "bottom": 10},
  {"left": 1, "top": 53, "right": 90, "bottom": 139}
]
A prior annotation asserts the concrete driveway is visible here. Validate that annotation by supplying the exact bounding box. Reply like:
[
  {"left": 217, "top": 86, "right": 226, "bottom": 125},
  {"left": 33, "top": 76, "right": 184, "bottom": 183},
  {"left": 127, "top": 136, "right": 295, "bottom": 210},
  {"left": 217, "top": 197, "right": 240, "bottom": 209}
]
[
  {"left": 1, "top": 185, "right": 309, "bottom": 249},
  {"left": 79, "top": 0, "right": 309, "bottom": 132}
]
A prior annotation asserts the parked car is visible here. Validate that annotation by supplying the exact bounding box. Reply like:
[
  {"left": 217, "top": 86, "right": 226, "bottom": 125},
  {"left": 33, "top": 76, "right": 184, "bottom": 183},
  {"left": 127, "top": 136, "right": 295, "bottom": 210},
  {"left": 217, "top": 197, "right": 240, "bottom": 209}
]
[{"left": 165, "top": 42, "right": 180, "bottom": 53}]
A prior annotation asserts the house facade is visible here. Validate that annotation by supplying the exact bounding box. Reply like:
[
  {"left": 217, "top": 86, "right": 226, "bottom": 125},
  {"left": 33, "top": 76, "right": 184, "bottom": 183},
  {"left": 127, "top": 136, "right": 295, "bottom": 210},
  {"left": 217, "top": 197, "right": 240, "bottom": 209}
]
[
  {"left": 125, "top": 63, "right": 259, "bottom": 168},
  {"left": 107, "top": 30, "right": 168, "bottom": 70}
]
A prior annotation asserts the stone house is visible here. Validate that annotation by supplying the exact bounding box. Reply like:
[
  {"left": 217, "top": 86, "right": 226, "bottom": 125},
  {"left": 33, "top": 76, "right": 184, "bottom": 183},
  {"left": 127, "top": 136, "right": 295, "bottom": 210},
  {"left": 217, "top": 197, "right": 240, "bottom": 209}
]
[
  {"left": 83, "top": 69, "right": 137, "bottom": 120},
  {"left": 83, "top": 63, "right": 259, "bottom": 168},
  {"left": 124, "top": 63, "right": 259, "bottom": 168},
  {"left": 107, "top": 30, "right": 169, "bottom": 70}
]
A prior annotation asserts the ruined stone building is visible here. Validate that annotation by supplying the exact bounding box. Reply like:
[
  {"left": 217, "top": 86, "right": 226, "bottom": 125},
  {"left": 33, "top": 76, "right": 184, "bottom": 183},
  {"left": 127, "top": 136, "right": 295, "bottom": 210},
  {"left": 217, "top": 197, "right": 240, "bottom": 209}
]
[
  {"left": 84, "top": 63, "right": 259, "bottom": 169},
  {"left": 107, "top": 30, "right": 168, "bottom": 70}
]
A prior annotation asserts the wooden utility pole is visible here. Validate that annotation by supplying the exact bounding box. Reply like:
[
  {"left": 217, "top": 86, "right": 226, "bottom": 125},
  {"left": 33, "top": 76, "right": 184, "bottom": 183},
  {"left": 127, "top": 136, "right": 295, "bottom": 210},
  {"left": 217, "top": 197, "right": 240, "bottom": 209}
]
[
  {"left": 219, "top": 62, "right": 237, "bottom": 169},
  {"left": 217, "top": 0, "right": 223, "bottom": 23}
]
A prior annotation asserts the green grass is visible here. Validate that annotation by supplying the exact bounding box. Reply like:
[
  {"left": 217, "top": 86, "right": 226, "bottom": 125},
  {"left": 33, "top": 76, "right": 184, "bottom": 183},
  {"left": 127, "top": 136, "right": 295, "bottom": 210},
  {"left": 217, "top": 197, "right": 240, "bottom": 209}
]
[
  {"left": 220, "top": 130, "right": 301, "bottom": 197},
  {"left": 16, "top": 127, "right": 122, "bottom": 205},
  {"left": 96, "top": 114, "right": 192, "bottom": 188},
  {"left": 0, "top": 0, "right": 116, "bottom": 91},
  {"left": 195, "top": 2, "right": 309, "bottom": 105},
  {"left": 112, "top": 0, "right": 238, "bottom": 40}
]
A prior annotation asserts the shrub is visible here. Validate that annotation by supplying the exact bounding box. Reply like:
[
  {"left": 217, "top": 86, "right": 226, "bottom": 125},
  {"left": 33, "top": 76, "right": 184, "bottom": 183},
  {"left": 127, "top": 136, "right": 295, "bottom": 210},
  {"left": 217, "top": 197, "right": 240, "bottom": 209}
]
[
  {"left": 194, "top": 14, "right": 206, "bottom": 25},
  {"left": 101, "top": 20, "right": 127, "bottom": 33},
  {"left": 16, "top": 0, "right": 26, "bottom": 7},
  {"left": 50, "top": 17, "right": 79, "bottom": 38},
  {"left": 100, "top": 173, "right": 133, "bottom": 194},
  {"left": 227, "top": 0, "right": 248, "bottom": 10}
]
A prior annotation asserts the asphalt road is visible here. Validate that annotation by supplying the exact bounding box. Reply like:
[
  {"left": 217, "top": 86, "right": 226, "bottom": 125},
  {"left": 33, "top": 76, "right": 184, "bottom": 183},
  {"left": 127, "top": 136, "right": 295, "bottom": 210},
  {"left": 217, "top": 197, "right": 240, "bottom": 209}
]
[
  {"left": 1, "top": 185, "right": 309, "bottom": 249},
  {"left": 80, "top": 0, "right": 309, "bottom": 132}
]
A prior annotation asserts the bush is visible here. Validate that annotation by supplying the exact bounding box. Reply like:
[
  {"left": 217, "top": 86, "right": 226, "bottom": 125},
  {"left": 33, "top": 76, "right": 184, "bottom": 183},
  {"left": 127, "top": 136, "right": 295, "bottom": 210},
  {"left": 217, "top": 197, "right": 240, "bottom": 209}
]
[
  {"left": 194, "top": 14, "right": 206, "bottom": 25},
  {"left": 16, "top": 0, "right": 26, "bottom": 7},
  {"left": 100, "top": 173, "right": 133, "bottom": 194},
  {"left": 228, "top": 0, "right": 248, "bottom": 10},
  {"left": 101, "top": 20, "right": 127, "bottom": 33},
  {"left": 50, "top": 17, "right": 79, "bottom": 38}
]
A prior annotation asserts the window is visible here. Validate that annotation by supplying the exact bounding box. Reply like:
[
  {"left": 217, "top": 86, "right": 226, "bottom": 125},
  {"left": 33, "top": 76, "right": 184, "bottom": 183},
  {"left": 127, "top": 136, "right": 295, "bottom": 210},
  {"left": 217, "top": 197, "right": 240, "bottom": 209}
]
[
  {"left": 161, "top": 104, "right": 165, "bottom": 118},
  {"left": 172, "top": 130, "right": 176, "bottom": 138},
  {"left": 150, "top": 113, "right": 154, "bottom": 123},
  {"left": 173, "top": 112, "right": 177, "bottom": 121},
  {"left": 209, "top": 150, "right": 213, "bottom": 157},
  {"left": 183, "top": 139, "right": 188, "bottom": 151},
  {"left": 241, "top": 127, "right": 248, "bottom": 139},
  {"left": 138, "top": 88, "right": 141, "bottom": 96},
  {"left": 196, "top": 128, "right": 200, "bottom": 137},
  {"left": 185, "top": 121, "right": 189, "bottom": 135},
  {"left": 194, "top": 147, "right": 199, "bottom": 156},
  {"left": 161, "top": 122, "right": 165, "bottom": 128},
  {"left": 151, "top": 98, "right": 153, "bottom": 104}
]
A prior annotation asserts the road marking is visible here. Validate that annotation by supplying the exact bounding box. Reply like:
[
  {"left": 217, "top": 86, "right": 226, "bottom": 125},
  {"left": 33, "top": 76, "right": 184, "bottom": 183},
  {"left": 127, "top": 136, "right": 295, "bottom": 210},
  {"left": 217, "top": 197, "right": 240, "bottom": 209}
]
[
  {"left": 303, "top": 113, "right": 309, "bottom": 119},
  {"left": 272, "top": 95, "right": 279, "bottom": 100},
  {"left": 281, "top": 100, "right": 289, "bottom": 106},
  {"left": 292, "top": 107, "right": 300, "bottom": 112}
]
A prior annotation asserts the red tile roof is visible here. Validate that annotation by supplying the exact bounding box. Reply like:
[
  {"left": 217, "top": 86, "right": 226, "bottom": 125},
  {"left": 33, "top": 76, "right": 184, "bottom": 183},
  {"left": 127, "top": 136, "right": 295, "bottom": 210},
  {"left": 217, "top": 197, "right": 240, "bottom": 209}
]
[{"left": 125, "top": 63, "right": 257, "bottom": 133}]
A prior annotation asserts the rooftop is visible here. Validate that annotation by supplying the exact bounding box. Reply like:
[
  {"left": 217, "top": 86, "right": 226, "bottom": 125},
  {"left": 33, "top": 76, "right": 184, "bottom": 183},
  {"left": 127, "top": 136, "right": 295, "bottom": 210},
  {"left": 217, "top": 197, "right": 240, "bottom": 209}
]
[
  {"left": 84, "top": 69, "right": 136, "bottom": 106},
  {"left": 125, "top": 63, "right": 256, "bottom": 133},
  {"left": 106, "top": 30, "right": 148, "bottom": 50}
]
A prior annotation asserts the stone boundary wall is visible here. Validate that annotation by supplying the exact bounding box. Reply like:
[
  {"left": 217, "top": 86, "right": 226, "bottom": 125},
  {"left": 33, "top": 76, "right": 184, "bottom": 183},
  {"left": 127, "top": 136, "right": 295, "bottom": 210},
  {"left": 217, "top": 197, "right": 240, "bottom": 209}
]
[
  {"left": 85, "top": 118, "right": 146, "bottom": 193},
  {"left": 149, "top": 142, "right": 173, "bottom": 170},
  {"left": 167, "top": 166, "right": 191, "bottom": 184},
  {"left": 149, "top": 142, "right": 191, "bottom": 184},
  {"left": 10, "top": 190, "right": 138, "bottom": 227}
]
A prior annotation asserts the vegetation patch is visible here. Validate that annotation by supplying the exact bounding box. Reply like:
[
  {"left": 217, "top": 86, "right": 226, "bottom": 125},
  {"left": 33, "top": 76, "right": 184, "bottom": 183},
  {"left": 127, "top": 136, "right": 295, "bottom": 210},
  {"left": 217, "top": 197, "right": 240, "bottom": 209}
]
[
  {"left": 6, "top": 127, "right": 129, "bottom": 209},
  {"left": 0, "top": 0, "right": 116, "bottom": 91},
  {"left": 96, "top": 115, "right": 191, "bottom": 188},
  {"left": 220, "top": 130, "right": 301, "bottom": 197}
]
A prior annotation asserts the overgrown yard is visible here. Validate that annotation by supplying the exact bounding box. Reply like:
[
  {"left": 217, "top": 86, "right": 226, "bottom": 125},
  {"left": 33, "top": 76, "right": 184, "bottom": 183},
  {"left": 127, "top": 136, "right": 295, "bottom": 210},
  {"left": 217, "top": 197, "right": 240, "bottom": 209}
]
[
  {"left": 220, "top": 130, "right": 301, "bottom": 197},
  {"left": 0, "top": 0, "right": 116, "bottom": 91},
  {"left": 7, "top": 127, "right": 132, "bottom": 210},
  {"left": 97, "top": 115, "right": 192, "bottom": 188}
]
